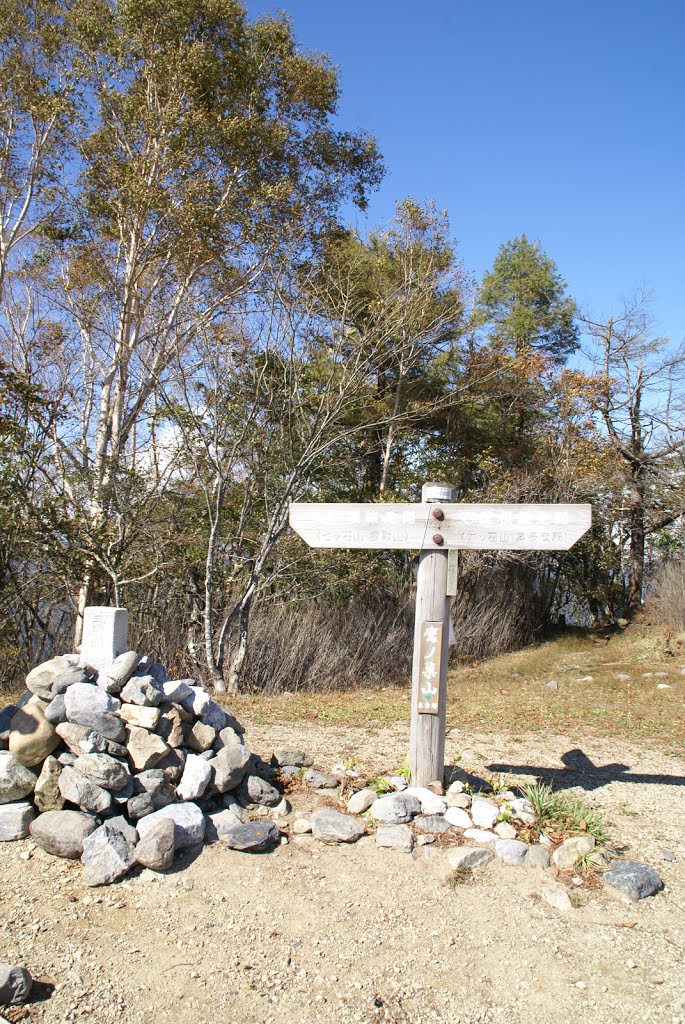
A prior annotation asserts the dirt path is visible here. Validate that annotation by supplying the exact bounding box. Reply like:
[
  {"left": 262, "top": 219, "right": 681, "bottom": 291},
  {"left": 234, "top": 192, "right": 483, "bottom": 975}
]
[{"left": 1, "top": 721, "right": 683, "bottom": 1024}]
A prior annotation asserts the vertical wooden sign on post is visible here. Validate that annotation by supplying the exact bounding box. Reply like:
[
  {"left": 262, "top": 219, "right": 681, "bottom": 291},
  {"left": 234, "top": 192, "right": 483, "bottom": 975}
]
[
  {"left": 289, "top": 486, "right": 591, "bottom": 789},
  {"left": 409, "top": 482, "right": 455, "bottom": 787}
]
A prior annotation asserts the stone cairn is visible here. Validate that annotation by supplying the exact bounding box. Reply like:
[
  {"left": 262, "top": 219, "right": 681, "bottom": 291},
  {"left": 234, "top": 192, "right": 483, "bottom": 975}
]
[{"left": 0, "top": 650, "right": 664, "bottom": 906}]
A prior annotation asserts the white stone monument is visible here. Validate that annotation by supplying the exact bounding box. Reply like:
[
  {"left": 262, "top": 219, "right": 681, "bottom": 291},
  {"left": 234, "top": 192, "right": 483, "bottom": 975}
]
[{"left": 80, "top": 607, "right": 129, "bottom": 672}]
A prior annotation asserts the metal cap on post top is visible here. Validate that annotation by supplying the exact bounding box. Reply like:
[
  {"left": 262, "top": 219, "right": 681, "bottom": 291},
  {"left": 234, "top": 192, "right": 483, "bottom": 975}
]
[{"left": 421, "top": 481, "right": 457, "bottom": 504}]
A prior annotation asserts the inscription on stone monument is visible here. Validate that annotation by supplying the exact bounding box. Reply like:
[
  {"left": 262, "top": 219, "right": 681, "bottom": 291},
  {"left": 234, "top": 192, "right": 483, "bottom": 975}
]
[{"left": 80, "top": 607, "right": 128, "bottom": 671}]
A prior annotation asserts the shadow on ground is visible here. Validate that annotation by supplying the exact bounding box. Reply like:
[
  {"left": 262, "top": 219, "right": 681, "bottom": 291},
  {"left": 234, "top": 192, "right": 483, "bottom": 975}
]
[{"left": 486, "top": 747, "right": 685, "bottom": 791}]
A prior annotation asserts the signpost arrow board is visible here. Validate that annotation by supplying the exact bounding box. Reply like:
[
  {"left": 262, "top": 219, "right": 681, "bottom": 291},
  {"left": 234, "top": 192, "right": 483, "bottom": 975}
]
[
  {"left": 289, "top": 502, "right": 591, "bottom": 551},
  {"left": 289, "top": 487, "right": 592, "bottom": 787}
]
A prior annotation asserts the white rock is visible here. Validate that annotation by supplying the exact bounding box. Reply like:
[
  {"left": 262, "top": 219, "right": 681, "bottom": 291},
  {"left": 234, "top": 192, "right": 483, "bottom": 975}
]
[
  {"left": 119, "top": 704, "right": 160, "bottom": 730},
  {"left": 137, "top": 802, "right": 205, "bottom": 849},
  {"left": 176, "top": 753, "right": 212, "bottom": 801},
  {"left": 444, "top": 807, "right": 472, "bottom": 829},
  {"left": 161, "top": 679, "right": 194, "bottom": 703},
  {"left": 0, "top": 801, "right": 35, "bottom": 841},
  {"left": 347, "top": 788, "right": 376, "bottom": 815},
  {"left": 293, "top": 819, "right": 312, "bottom": 834},
  {"left": 494, "top": 838, "right": 529, "bottom": 864},
  {"left": 386, "top": 776, "right": 407, "bottom": 791},
  {"left": 463, "top": 828, "right": 497, "bottom": 844},
  {"left": 656, "top": 684, "right": 671, "bottom": 690},
  {"left": 447, "top": 846, "right": 495, "bottom": 870},
  {"left": 404, "top": 786, "right": 447, "bottom": 815},
  {"left": 470, "top": 797, "right": 499, "bottom": 829}
]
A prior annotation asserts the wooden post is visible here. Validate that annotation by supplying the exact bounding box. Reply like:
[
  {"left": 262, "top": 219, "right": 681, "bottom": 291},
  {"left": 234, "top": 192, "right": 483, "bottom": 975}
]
[{"left": 409, "top": 482, "right": 456, "bottom": 788}]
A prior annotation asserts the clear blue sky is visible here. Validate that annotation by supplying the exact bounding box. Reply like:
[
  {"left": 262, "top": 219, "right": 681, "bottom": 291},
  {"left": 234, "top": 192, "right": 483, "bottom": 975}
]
[{"left": 248, "top": 0, "right": 684, "bottom": 344}]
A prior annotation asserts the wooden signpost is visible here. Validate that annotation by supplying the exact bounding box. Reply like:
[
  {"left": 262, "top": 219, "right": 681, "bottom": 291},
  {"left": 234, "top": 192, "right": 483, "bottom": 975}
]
[{"left": 290, "top": 483, "right": 591, "bottom": 788}]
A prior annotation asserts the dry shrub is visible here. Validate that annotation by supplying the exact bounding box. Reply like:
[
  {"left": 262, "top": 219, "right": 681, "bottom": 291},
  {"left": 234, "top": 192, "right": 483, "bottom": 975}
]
[
  {"left": 239, "top": 597, "right": 414, "bottom": 693},
  {"left": 645, "top": 560, "right": 685, "bottom": 629},
  {"left": 452, "top": 553, "right": 557, "bottom": 660}
]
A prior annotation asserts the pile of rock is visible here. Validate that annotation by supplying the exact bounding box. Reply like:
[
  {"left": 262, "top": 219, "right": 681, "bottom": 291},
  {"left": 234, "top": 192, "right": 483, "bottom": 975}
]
[
  {"left": 0, "top": 651, "right": 288, "bottom": 885},
  {"left": 0, "top": 652, "right": 665, "bottom": 904}
]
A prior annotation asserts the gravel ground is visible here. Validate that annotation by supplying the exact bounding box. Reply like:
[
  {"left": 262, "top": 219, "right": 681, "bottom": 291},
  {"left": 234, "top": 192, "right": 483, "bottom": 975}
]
[{"left": 1, "top": 721, "right": 683, "bottom": 1024}]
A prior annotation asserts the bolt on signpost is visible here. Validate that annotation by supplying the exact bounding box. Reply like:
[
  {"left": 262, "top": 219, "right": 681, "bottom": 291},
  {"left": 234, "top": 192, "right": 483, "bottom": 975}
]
[{"left": 289, "top": 484, "right": 591, "bottom": 788}]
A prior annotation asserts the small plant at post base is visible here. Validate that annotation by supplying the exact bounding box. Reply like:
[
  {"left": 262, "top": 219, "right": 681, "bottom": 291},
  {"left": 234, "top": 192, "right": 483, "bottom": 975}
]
[
  {"left": 396, "top": 758, "right": 411, "bottom": 782},
  {"left": 366, "top": 777, "right": 392, "bottom": 796},
  {"left": 521, "top": 782, "right": 609, "bottom": 847}
]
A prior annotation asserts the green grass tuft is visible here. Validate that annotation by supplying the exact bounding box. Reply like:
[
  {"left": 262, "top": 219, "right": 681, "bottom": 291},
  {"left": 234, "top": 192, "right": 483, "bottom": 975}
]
[{"left": 521, "top": 781, "right": 609, "bottom": 846}]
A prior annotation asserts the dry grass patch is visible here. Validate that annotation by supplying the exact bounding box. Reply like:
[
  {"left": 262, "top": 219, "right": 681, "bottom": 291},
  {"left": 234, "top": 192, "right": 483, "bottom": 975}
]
[{"left": 231, "top": 625, "right": 684, "bottom": 750}]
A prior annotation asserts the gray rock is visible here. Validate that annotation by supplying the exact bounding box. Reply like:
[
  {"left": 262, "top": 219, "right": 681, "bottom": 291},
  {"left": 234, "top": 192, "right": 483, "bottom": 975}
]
[
  {"left": 178, "top": 686, "right": 210, "bottom": 716},
  {"left": 237, "top": 774, "right": 281, "bottom": 807},
  {"left": 447, "top": 846, "right": 495, "bottom": 870},
  {"left": 137, "top": 802, "right": 205, "bottom": 850},
  {"left": 604, "top": 860, "right": 663, "bottom": 900},
  {"left": 311, "top": 809, "right": 365, "bottom": 844},
  {"left": 660, "top": 848, "right": 677, "bottom": 862},
  {"left": 526, "top": 844, "right": 551, "bottom": 869},
  {"left": 209, "top": 744, "right": 251, "bottom": 793},
  {"left": 154, "top": 746, "right": 186, "bottom": 784},
  {"left": 73, "top": 753, "right": 131, "bottom": 791},
  {"left": 176, "top": 753, "right": 212, "bottom": 801},
  {"left": 106, "top": 815, "right": 139, "bottom": 846},
  {"left": 134, "top": 817, "right": 175, "bottom": 870},
  {"left": 347, "top": 788, "right": 376, "bottom": 815},
  {"left": 58, "top": 766, "right": 113, "bottom": 815},
  {"left": 187, "top": 721, "right": 216, "bottom": 752},
  {"left": 0, "top": 752, "right": 36, "bottom": 804},
  {"left": 552, "top": 834, "right": 595, "bottom": 869},
  {"left": 57, "top": 752, "right": 77, "bottom": 767},
  {"left": 0, "top": 801, "right": 35, "bottom": 841},
  {"left": 34, "top": 755, "right": 64, "bottom": 812},
  {"left": 205, "top": 808, "right": 244, "bottom": 843},
  {"left": 156, "top": 707, "right": 187, "bottom": 748},
  {"left": 55, "top": 721, "right": 126, "bottom": 756},
  {"left": 273, "top": 749, "right": 313, "bottom": 768},
  {"left": 161, "top": 679, "right": 194, "bottom": 704},
  {"left": 303, "top": 769, "right": 339, "bottom": 789},
  {"left": 133, "top": 658, "right": 167, "bottom": 684},
  {"left": 0, "top": 706, "right": 17, "bottom": 747},
  {"left": 414, "top": 814, "right": 453, "bottom": 834},
  {"left": 221, "top": 793, "right": 246, "bottom": 820},
  {"left": 81, "top": 823, "right": 135, "bottom": 886},
  {"left": 8, "top": 697, "right": 61, "bottom": 767},
  {"left": 494, "top": 838, "right": 529, "bottom": 864},
  {"left": 134, "top": 769, "right": 170, "bottom": 796},
  {"left": 211, "top": 729, "right": 241, "bottom": 753},
  {"left": 126, "top": 792, "right": 156, "bottom": 820},
  {"left": 0, "top": 963, "right": 33, "bottom": 1005},
  {"left": 51, "top": 667, "right": 89, "bottom": 695},
  {"left": 278, "top": 765, "right": 300, "bottom": 779},
  {"left": 30, "top": 809, "right": 98, "bottom": 858},
  {"left": 126, "top": 726, "right": 169, "bottom": 771},
  {"left": 221, "top": 820, "right": 280, "bottom": 851},
  {"left": 26, "top": 655, "right": 74, "bottom": 700},
  {"left": 200, "top": 700, "right": 227, "bottom": 731},
  {"left": 198, "top": 749, "right": 214, "bottom": 761},
  {"left": 99, "top": 651, "right": 140, "bottom": 693},
  {"left": 375, "top": 824, "right": 414, "bottom": 853},
  {"left": 44, "top": 692, "right": 67, "bottom": 725},
  {"left": 64, "top": 682, "right": 120, "bottom": 719},
  {"left": 370, "top": 793, "right": 421, "bottom": 825},
  {"left": 120, "top": 675, "right": 162, "bottom": 707}
]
